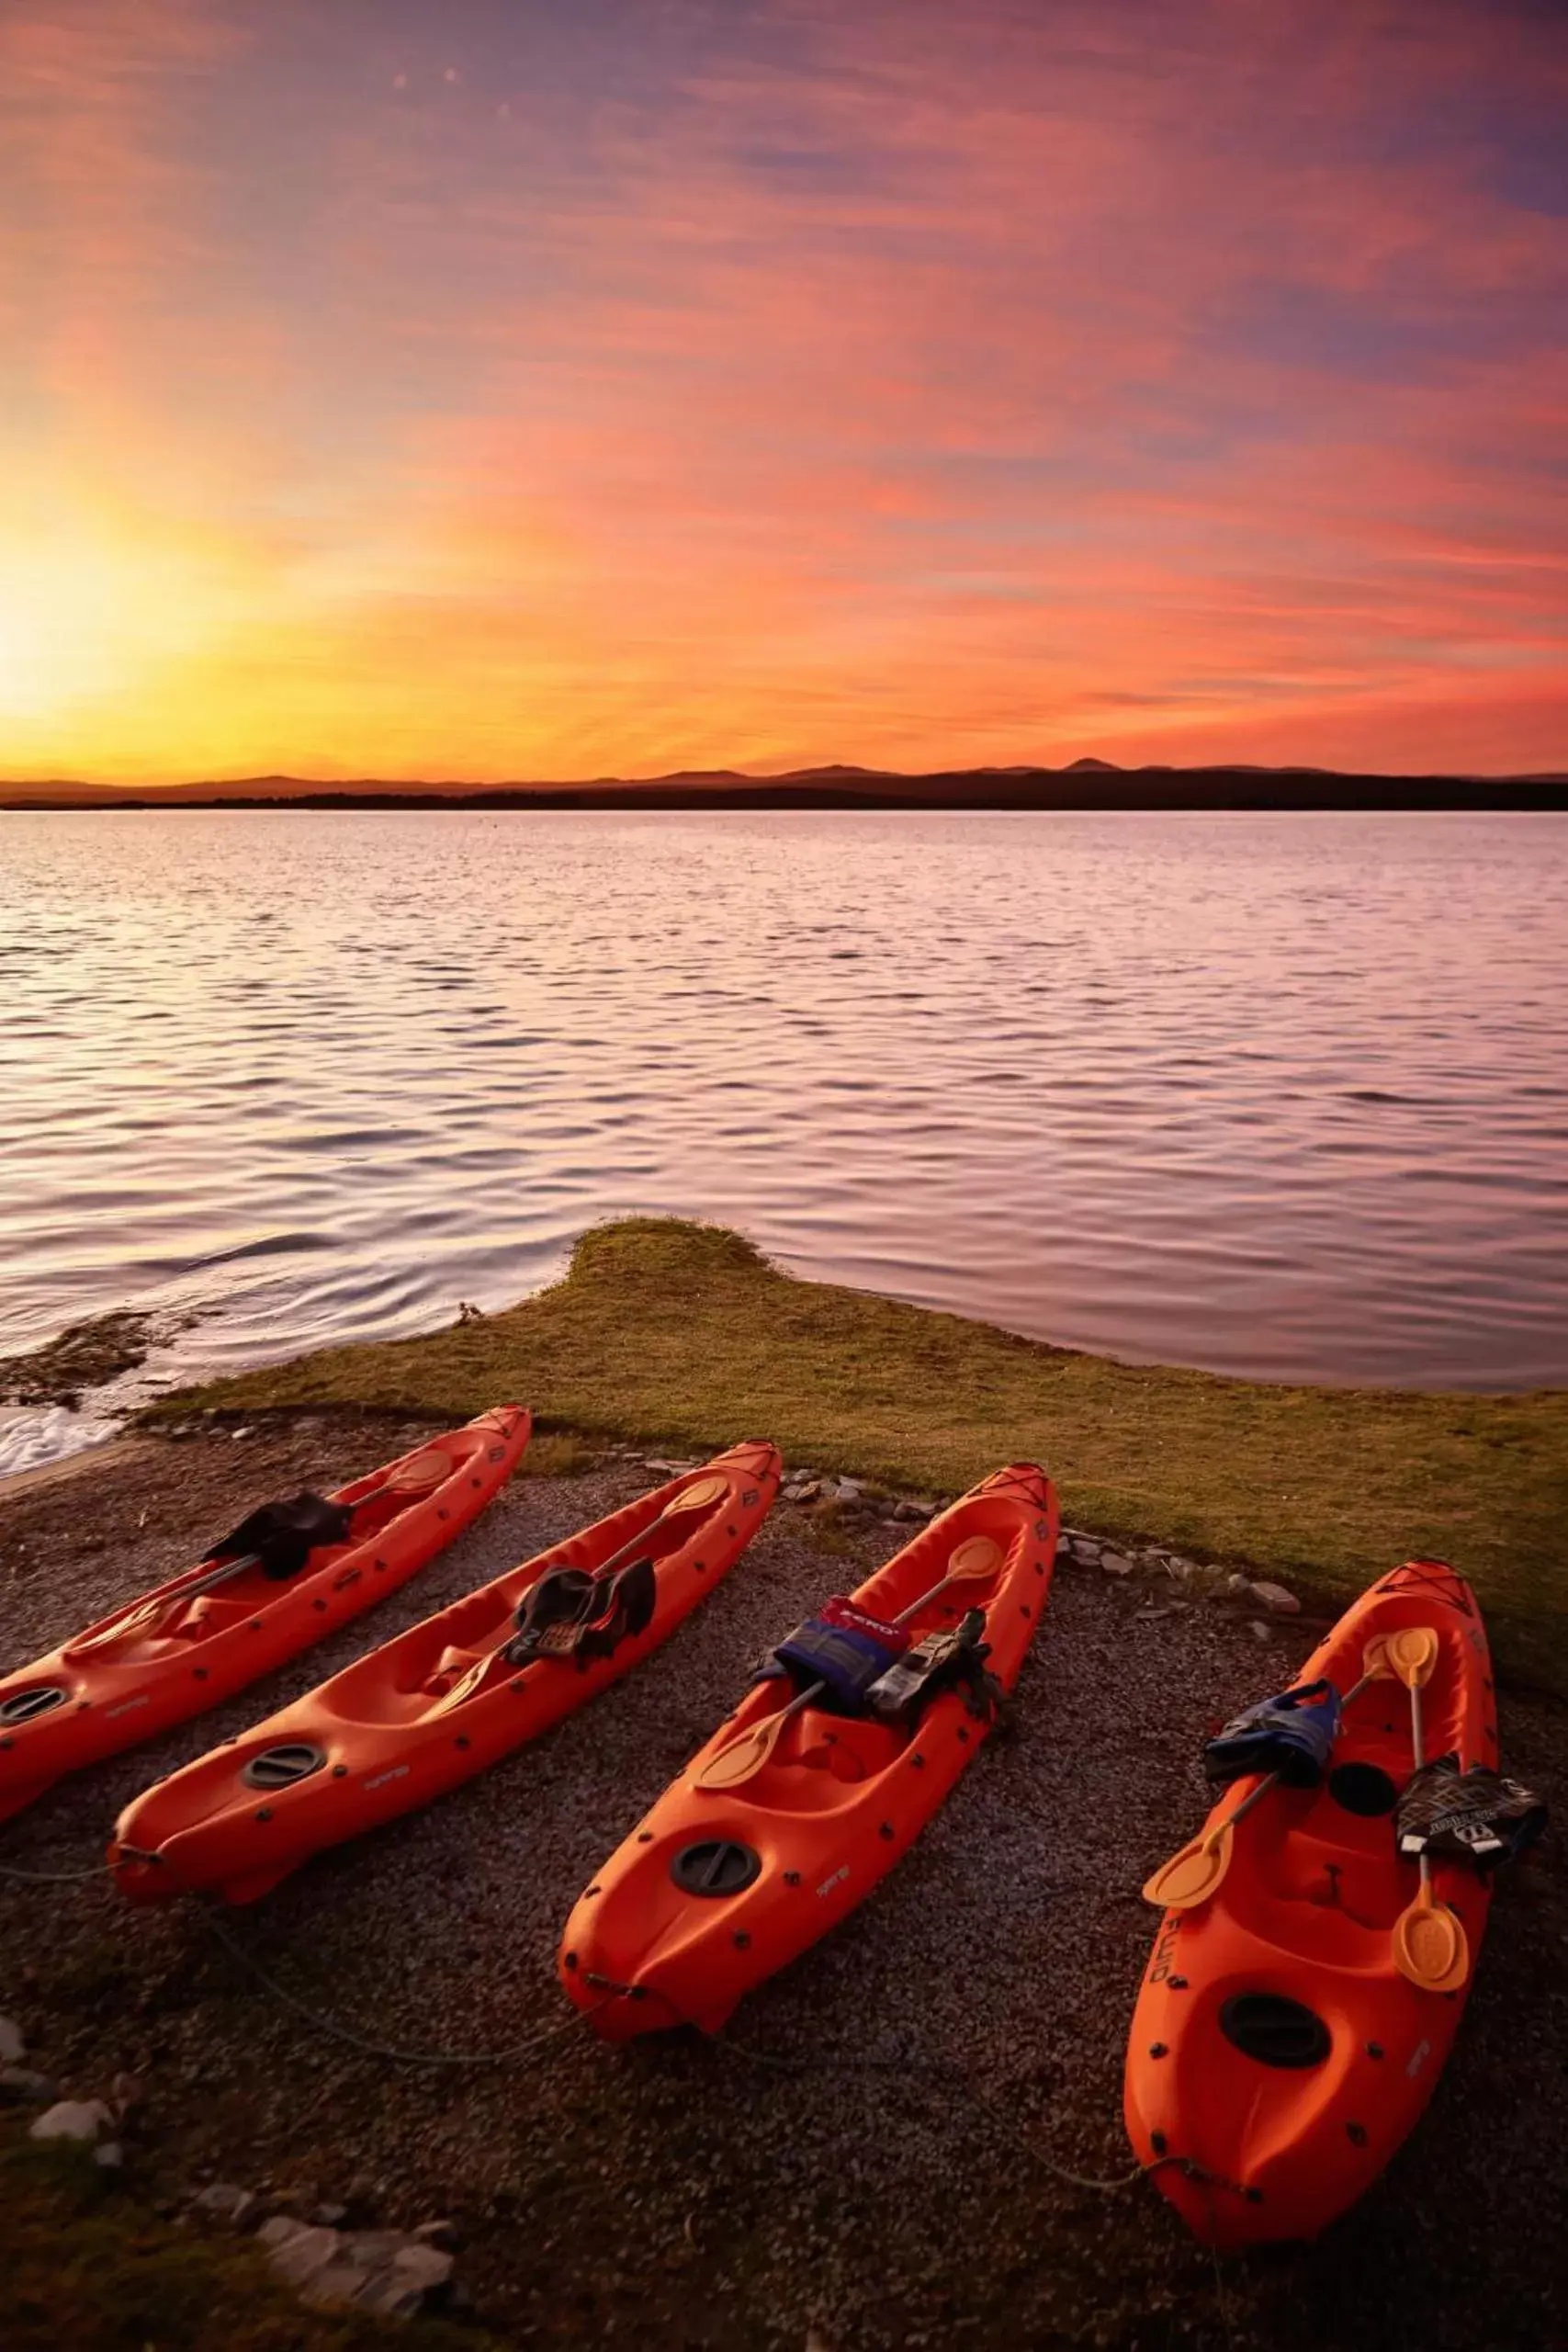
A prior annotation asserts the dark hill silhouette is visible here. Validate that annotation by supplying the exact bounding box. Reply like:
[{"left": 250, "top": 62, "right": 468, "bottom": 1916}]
[{"left": 2, "top": 764, "right": 1563, "bottom": 811}]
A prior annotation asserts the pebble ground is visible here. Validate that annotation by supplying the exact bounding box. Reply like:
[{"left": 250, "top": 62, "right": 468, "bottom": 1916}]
[{"left": 2, "top": 1419, "right": 1563, "bottom": 2349}]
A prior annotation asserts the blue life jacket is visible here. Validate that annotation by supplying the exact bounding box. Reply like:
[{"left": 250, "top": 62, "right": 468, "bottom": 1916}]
[
  {"left": 1203, "top": 1678, "right": 1342, "bottom": 1790},
  {"left": 765, "top": 1612, "right": 907, "bottom": 1714}
]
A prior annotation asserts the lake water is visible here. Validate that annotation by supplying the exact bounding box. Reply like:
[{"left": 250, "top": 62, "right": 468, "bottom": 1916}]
[{"left": 2, "top": 808, "right": 1564, "bottom": 1474}]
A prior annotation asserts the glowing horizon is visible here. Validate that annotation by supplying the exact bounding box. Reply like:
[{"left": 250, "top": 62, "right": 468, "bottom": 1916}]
[{"left": 3, "top": 0, "right": 1565, "bottom": 786}]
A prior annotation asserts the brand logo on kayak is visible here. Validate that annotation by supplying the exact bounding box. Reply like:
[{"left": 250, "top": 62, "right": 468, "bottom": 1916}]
[
  {"left": 741, "top": 1489, "right": 759, "bottom": 1509},
  {"left": 489, "top": 1444, "right": 506, "bottom": 1461},
  {"left": 104, "top": 1694, "right": 151, "bottom": 1721},
  {"left": 817, "top": 1863, "right": 850, "bottom": 1898},
  {"left": 364, "top": 1763, "right": 412, "bottom": 1792},
  {"left": 1034, "top": 1518, "right": 1051, "bottom": 1541},
  {"left": 1148, "top": 1917, "right": 1183, "bottom": 1984},
  {"left": 1405, "top": 2037, "right": 1432, "bottom": 2081}
]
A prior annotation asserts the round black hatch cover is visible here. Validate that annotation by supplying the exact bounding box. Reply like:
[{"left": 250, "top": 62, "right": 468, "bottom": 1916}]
[
  {"left": 0, "top": 1686, "right": 68, "bottom": 1727},
  {"left": 670, "top": 1839, "right": 762, "bottom": 1898},
  {"left": 1220, "top": 1992, "right": 1331, "bottom": 2070},
  {"left": 242, "top": 1742, "right": 328, "bottom": 1792},
  {"left": 1328, "top": 1761, "right": 1400, "bottom": 1817}
]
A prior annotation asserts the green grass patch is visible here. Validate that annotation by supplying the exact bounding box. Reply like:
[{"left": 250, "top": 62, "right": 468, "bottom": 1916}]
[
  {"left": 154, "top": 1217, "right": 1568, "bottom": 1691},
  {"left": 0, "top": 2127, "right": 500, "bottom": 2352},
  {"left": 518, "top": 1430, "right": 601, "bottom": 1478}
]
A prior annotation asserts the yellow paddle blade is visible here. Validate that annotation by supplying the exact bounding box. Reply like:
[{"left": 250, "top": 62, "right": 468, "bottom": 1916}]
[
  {"left": 671, "top": 1472, "right": 728, "bottom": 1514},
  {"left": 1141, "top": 1819, "right": 1234, "bottom": 1911},
  {"left": 1393, "top": 1883, "right": 1471, "bottom": 1993},
  {"left": 948, "top": 1535, "right": 1002, "bottom": 1581},
  {"left": 383, "top": 1446, "right": 454, "bottom": 1492},
  {"left": 1383, "top": 1626, "right": 1439, "bottom": 1690},
  {"left": 695, "top": 1713, "right": 789, "bottom": 1792}
]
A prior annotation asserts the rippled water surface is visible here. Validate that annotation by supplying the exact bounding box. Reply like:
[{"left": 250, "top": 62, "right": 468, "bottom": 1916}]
[{"left": 2, "top": 808, "right": 1564, "bottom": 1470}]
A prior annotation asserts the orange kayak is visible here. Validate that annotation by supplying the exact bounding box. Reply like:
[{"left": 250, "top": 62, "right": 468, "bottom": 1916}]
[
  {"left": 111, "top": 1441, "right": 782, "bottom": 1905},
  {"left": 0, "top": 1407, "right": 531, "bottom": 1826},
  {"left": 558, "top": 1463, "right": 1059, "bottom": 2040},
  {"left": 1124, "top": 1560, "right": 1497, "bottom": 2246}
]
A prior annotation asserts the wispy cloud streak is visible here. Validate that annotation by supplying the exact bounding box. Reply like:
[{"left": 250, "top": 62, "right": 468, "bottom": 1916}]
[{"left": 1, "top": 0, "right": 1564, "bottom": 778}]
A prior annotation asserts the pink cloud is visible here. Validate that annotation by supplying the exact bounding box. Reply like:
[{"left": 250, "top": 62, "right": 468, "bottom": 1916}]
[{"left": 1, "top": 0, "right": 1564, "bottom": 778}]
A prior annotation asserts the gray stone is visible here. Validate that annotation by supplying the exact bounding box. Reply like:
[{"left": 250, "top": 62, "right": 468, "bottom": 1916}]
[
  {"left": 1249, "top": 1580, "right": 1301, "bottom": 1615},
  {"left": 1069, "top": 1535, "right": 1103, "bottom": 1566},
  {"left": 355, "top": 2241, "right": 456, "bottom": 2317},
  {"left": 392, "top": 2243, "right": 456, "bottom": 2293},
  {"left": 263, "top": 2222, "right": 342, "bottom": 2293},
  {"left": 1225, "top": 1571, "right": 1252, "bottom": 1595},
  {"left": 311, "top": 2201, "right": 349, "bottom": 2228},
  {"left": 1099, "top": 1551, "right": 1134, "bottom": 1577},
  {"left": 0, "top": 2017, "right": 24, "bottom": 2065},
  {"left": 834, "top": 1478, "right": 864, "bottom": 1500},
  {"left": 302, "top": 2259, "right": 374, "bottom": 2309},
  {"left": 94, "top": 2140, "right": 124, "bottom": 2169},
  {"left": 342, "top": 2229, "right": 412, "bottom": 2270},
  {"left": 1250, "top": 1620, "right": 1273, "bottom": 1643},
  {"left": 258, "top": 2214, "right": 308, "bottom": 2249},
  {"left": 30, "top": 2098, "right": 113, "bottom": 2144},
  {"left": 192, "top": 2182, "right": 252, "bottom": 2222}
]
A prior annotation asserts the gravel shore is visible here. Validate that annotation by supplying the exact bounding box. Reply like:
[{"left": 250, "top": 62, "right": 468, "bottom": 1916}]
[{"left": 2, "top": 1419, "right": 1562, "bottom": 2349}]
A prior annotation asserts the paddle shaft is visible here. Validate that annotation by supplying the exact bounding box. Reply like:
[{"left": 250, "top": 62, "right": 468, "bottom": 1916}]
[
  {"left": 547, "top": 1481, "right": 722, "bottom": 1594},
  {"left": 1407, "top": 1668, "right": 1437, "bottom": 1901}
]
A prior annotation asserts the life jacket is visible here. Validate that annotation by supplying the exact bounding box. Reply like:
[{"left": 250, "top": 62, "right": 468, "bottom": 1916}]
[
  {"left": 209, "top": 1492, "right": 355, "bottom": 1582},
  {"left": 1396, "top": 1753, "right": 1549, "bottom": 1871},
  {"left": 761, "top": 1596, "right": 909, "bottom": 1714},
  {"left": 866, "top": 1608, "right": 1001, "bottom": 1727},
  {"left": 1203, "top": 1679, "right": 1342, "bottom": 1790}
]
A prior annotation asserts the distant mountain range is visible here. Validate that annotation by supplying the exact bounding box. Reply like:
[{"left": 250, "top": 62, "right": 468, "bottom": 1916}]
[{"left": 3, "top": 761, "right": 1565, "bottom": 811}]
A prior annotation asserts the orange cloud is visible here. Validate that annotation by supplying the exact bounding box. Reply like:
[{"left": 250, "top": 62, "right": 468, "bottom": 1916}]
[{"left": 1, "top": 0, "right": 1564, "bottom": 779}]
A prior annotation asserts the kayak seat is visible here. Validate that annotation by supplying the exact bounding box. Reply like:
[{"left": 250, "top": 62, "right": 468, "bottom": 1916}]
[
  {"left": 504, "top": 1556, "right": 657, "bottom": 1668},
  {"left": 168, "top": 1593, "right": 255, "bottom": 1643},
  {"left": 423, "top": 1644, "right": 489, "bottom": 1697}
]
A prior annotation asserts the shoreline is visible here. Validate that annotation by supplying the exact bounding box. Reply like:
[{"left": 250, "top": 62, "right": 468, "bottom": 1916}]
[{"left": 117, "top": 1216, "right": 1568, "bottom": 1698}]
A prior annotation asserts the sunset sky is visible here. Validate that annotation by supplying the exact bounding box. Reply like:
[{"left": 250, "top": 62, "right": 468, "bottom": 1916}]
[{"left": 3, "top": 0, "right": 1565, "bottom": 784}]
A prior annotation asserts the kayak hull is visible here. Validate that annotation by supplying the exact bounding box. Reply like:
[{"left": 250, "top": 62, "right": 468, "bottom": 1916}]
[
  {"left": 110, "top": 1440, "right": 781, "bottom": 1903},
  {"left": 0, "top": 1406, "right": 530, "bottom": 1825},
  {"left": 559, "top": 1463, "right": 1059, "bottom": 2040},
  {"left": 1123, "top": 1560, "right": 1496, "bottom": 2246}
]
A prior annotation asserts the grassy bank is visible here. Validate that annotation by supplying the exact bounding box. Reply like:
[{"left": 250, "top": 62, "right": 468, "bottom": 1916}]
[
  {"left": 1, "top": 2130, "right": 497, "bottom": 2352},
  {"left": 156, "top": 1217, "right": 1568, "bottom": 1691}
]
